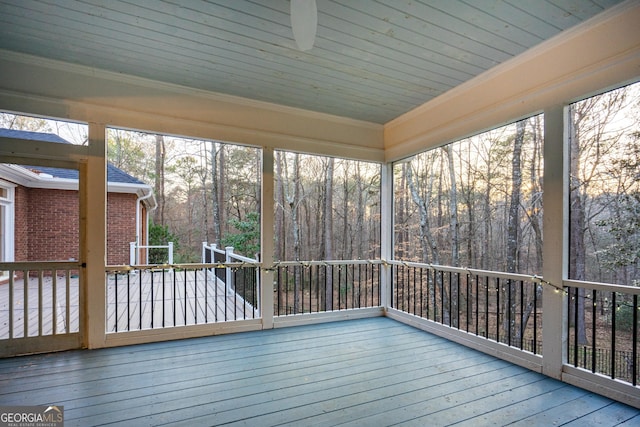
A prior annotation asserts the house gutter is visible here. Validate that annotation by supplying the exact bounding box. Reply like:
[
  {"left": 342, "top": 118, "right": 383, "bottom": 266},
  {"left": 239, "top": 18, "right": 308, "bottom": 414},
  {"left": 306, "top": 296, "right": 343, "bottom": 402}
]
[{"left": 136, "top": 189, "right": 157, "bottom": 264}]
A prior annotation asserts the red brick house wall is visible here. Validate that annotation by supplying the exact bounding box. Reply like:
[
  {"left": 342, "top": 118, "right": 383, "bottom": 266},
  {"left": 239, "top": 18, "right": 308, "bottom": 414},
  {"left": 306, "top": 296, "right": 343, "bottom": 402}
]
[
  {"left": 26, "top": 188, "right": 79, "bottom": 262},
  {"left": 106, "top": 192, "right": 139, "bottom": 265},
  {"left": 14, "top": 186, "right": 28, "bottom": 262},
  {"left": 14, "top": 187, "right": 141, "bottom": 265}
]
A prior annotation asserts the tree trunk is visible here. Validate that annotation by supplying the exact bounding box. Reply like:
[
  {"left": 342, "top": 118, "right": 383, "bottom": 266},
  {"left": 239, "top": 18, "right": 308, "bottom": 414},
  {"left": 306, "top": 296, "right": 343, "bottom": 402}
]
[
  {"left": 444, "top": 145, "right": 459, "bottom": 266},
  {"left": 444, "top": 145, "right": 460, "bottom": 326},
  {"left": 275, "top": 152, "right": 285, "bottom": 262},
  {"left": 200, "top": 141, "right": 210, "bottom": 243},
  {"left": 355, "top": 163, "right": 365, "bottom": 259},
  {"left": 395, "top": 164, "right": 407, "bottom": 259},
  {"left": 406, "top": 161, "right": 444, "bottom": 321},
  {"left": 218, "top": 145, "right": 226, "bottom": 241},
  {"left": 291, "top": 154, "right": 301, "bottom": 312},
  {"left": 324, "top": 157, "right": 334, "bottom": 310},
  {"left": 568, "top": 104, "right": 588, "bottom": 345},
  {"left": 504, "top": 121, "right": 525, "bottom": 342},
  {"left": 211, "top": 143, "right": 221, "bottom": 245},
  {"left": 154, "top": 134, "right": 166, "bottom": 225}
]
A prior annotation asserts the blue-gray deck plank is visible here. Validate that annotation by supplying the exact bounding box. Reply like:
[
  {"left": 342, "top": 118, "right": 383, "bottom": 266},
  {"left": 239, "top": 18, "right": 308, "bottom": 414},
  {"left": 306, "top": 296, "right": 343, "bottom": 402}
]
[{"left": 0, "top": 317, "right": 637, "bottom": 426}]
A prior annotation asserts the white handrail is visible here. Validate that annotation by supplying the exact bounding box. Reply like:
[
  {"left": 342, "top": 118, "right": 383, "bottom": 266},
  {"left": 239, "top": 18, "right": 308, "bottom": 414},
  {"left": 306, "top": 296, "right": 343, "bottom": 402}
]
[{"left": 130, "top": 242, "right": 173, "bottom": 265}]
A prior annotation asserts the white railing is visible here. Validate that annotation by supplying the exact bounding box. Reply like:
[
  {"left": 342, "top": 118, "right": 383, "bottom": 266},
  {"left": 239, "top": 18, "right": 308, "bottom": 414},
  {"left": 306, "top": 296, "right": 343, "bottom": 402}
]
[
  {"left": 202, "top": 243, "right": 260, "bottom": 314},
  {"left": 129, "top": 241, "right": 174, "bottom": 265},
  {"left": 0, "top": 261, "right": 81, "bottom": 357}
]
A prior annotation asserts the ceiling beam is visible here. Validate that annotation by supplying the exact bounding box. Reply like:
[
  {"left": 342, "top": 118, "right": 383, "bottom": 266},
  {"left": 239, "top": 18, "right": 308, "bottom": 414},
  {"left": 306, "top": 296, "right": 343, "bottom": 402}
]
[{"left": 0, "top": 50, "right": 384, "bottom": 163}]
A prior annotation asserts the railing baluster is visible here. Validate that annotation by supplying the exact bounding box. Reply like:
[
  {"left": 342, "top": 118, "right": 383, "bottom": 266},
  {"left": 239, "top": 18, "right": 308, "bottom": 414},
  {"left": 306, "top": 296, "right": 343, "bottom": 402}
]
[
  {"left": 456, "top": 272, "right": 460, "bottom": 330},
  {"left": 173, "top": 269, "right": 177, "bottom": 326},
  {"left": 574, "top": 287, "right": 579, "bottom": 368},
  {"left": 184, "top": 269, "right": 188, "bottom": 325},
  {"left": 233, "top": 268, "right": 238, "bottom": 320},
  {"left": 485, "top": 276, "right": 489, "bottom": 339},
  {"left": 139, "top": 270, "right": 143, "bottom": 329},
  {"left": 496, "top": 278, "right": 500, "bottom": 344},
  {"left": 533, "top": 282, "right": 538, "bottom": 354},
  {"left": 23, "top": 269, "right": 28, "bottom": 338},
  {"left": 507, "top": 279, "right": 511, "bottom": 346},
  {"left": 591, "top": 289, "right": 597, "bottom": 372},
  {"left": 309, "top": 264, "right": 313, "bottom": 313},
  {"left": 519, "top": 280, "right": 524, "bottom": 350},
  {"left": 633, "top": 294, "right": 637, "bottom": 386},
  {"left": 9, "top": 273, "right": 14, "bottom": 339},
  {"left": 52, "top": 272, "right": 57, "bottom": 335},
  {"left": 127, "top": 272, "right": 132, "bottom": 331},
  {"left": 150, "top": 271, "right": 155, "bottom": 329},
  {"left": 611, "top": 292, "right": 617, "bottom": 379},
  {"left": 163, "top": 268, "right": 167, "bottom": 327},
  {"left": 475, "top": 274, "right": 479, "bottom": 336}
]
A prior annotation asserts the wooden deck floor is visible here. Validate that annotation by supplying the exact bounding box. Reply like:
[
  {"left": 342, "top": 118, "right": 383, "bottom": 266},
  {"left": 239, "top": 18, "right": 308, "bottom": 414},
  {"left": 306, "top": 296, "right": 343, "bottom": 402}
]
[{"left": 0, "top": 317, "right": 638, "bottom": 426}]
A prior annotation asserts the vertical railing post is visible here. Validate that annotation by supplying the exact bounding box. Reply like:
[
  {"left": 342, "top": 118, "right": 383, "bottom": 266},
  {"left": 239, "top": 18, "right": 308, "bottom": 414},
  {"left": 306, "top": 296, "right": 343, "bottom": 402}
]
[
  {"left": 168, "top": 242, "right": 174, "bottom": 264},
  {"left": 225, "top": 246, "right": 234, "bottom": 293},
  {"left": 260, "top": 147, "right": 275, "bottom": 327},
  {"left": 129, "top": 242, "right": 136, "bottom": 265},
  {"left": 202, "top": 241, "right": 208, "bottom": 263},
  {"left": 380, "top": 162, "right": 393, "bottom": 310},
  {"left": 82, "top": 122, "right": 107, "bottom": 349},
  {"left": 542, "top": 105, "right": 568, "bottom": 379}
]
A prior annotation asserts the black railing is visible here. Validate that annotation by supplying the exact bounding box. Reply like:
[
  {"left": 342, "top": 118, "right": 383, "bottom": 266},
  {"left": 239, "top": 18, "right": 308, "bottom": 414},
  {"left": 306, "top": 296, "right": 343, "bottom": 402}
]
[
  {"left": 274, "top": 260, "right": 381, "bottom": 316},
  {"left": 390, "top": 261, "right": 543, "bottom": 354},
  {"left": 565, "top": 280, "right": 640, "bottom": 386},
  {"left": 106, "top": 263, "right": 260, "bottom": 332}
]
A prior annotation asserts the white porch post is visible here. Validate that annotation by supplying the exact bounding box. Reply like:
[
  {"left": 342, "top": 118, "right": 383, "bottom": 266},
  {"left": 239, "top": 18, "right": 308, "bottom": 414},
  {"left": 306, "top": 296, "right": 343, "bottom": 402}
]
[
  {"left": 81, "top": 122, "right": 107, "bottom": 349},
  {"left": 542, "top": 105, "right": 568, "bottom": 379},
  {"left": 260, "top": 147, "right": 275, "bottom": 328},
  {"left": 380, "top": 162, "right": 393, "bottom": 311}
]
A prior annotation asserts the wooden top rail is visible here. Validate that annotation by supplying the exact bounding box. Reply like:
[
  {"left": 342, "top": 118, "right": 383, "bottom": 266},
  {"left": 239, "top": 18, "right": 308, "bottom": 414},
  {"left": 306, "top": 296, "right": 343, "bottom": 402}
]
[
  {"left": 273, "top": 259, "right": 383, "bottom": 267},
  {"left": 386, "top": 259, "right": 544, "bottom": 284},
  {"left": 563, "top": 278, "right": 640, "bottom": 295},
  {"left": 0, "top": 261, "right": 81, "bottom": 270},
  {"left": 105, "top": 261, "right": 260, "bottom": 273}
]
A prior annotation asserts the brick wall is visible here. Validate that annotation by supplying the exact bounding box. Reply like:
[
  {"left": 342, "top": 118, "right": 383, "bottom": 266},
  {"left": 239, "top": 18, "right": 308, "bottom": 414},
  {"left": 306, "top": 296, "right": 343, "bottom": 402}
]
[
  {"left": 14, "top": 187, "right": 140, "bottom": 265},
  {"left": 26, "top": 188, "right": 79, "bottom": 261},
  {"left": 14, "top": 186, "right": 28, "bottom": 261},
  {"left": 106, "top": 192, "right": 138, "bottom": 265}
]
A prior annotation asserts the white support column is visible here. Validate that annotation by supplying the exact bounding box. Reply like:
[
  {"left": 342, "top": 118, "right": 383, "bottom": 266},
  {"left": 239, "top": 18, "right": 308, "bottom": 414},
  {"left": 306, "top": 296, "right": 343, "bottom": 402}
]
[
  {"left": 380, "top": 162, "right": 393, "bottom": 311},
  {"left": 542, "top": 105, "right": 568, "bottom": 379},
  {"left": 81, "top": 122, "right": 107, "bottom": 349},
  {"left": 260, "top": 147, "right": 275, "bottom": 328}
]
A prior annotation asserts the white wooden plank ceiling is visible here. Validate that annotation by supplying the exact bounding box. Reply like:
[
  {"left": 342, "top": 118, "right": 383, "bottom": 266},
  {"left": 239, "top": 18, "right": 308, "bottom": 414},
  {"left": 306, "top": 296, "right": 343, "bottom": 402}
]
[{"left": 0, "top": 0, "right": 626, "bottom": 124}]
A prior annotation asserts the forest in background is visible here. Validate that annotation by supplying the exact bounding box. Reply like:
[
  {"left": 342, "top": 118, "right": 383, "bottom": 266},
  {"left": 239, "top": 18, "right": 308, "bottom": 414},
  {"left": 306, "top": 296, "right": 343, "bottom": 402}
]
[
  {"left": 107, "top": 129, "right": 381, "bottom": 263},
  {"left": 394, "top": 82, "right": 639, "bottom": 290},
  {"left": 0, "top": 81, "right": 637, "bottom": 286}
]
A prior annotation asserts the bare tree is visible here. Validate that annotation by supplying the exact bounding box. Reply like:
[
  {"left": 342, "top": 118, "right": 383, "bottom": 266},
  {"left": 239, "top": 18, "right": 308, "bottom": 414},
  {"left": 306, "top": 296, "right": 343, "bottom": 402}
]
[
  {"left": 154, "top": 134, "right": 166, "bottom": 225},
  {"left": 324, "top": 157, "right": 335, "bottom": 310}
]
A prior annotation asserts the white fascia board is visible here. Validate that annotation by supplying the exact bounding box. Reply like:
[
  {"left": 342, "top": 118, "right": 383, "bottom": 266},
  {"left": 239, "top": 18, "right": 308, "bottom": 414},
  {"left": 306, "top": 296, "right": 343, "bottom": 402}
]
[{"left": 0, "top": 163, "right": 153, "bottom": 200}]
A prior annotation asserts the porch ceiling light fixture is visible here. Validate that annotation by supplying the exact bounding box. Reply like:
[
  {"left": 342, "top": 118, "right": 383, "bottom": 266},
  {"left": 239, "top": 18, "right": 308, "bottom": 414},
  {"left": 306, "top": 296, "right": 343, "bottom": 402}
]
[{"left": 290, "top": 0, "right": 317, "bottom": 51}]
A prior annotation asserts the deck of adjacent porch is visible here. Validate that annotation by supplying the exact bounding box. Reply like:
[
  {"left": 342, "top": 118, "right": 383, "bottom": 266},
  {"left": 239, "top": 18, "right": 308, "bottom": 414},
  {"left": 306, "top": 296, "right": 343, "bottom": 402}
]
[
  {"left": 0, "top": 268, "right": 254, "bottom": 341},
  {"left": 0, "top": 317, "right": 638, "bottom": 426}
]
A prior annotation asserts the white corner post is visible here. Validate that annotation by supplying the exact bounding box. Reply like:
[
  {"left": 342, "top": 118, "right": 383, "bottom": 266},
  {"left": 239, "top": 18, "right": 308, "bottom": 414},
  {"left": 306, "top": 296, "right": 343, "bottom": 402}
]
[
  {"left": 542, "top": 105, "right": 568, "bottom": 379},
  {"left": 380, "top": 161, "right": 393, "bottom": 311},
  {"left": 260, "top": 147, "right": 275, "bottom": 328},
  {"left": 81, "top": 122, "right": 107, "bottom": 349}
]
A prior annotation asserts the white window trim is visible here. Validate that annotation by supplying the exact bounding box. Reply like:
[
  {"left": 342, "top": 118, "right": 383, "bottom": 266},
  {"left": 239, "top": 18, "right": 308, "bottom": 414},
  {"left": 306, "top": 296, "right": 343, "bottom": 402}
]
[{"left": 0, "top": 179, "right": 15, "bottom": 265}]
